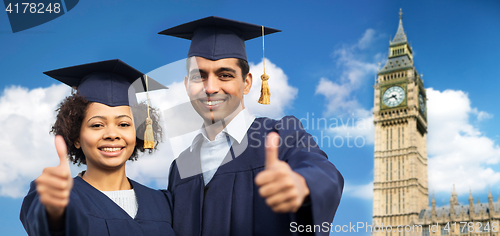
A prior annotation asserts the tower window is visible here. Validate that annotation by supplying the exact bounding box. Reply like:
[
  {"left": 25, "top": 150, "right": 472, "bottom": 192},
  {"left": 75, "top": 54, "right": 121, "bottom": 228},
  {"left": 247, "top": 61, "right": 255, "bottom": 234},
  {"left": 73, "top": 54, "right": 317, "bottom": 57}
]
[
  {"left": 423, "top": 228, "right": 430, "bottom": 236},
  {"left": 398, "top": 127, "right": 401, "bottom": 149},
  {"left": 390, "top": 161, "right": 392, "bottom": 180},
  {"left": 386, "top": 160, "right": 389, "bottom": 181},
  {"left": 390, "top": 129, "right": 393, "bottom": 150},
  {"left": 387, "top": 129, "right": 389, "bottom": 150},
  {"left": 402, "top": 159, "right": 405, "bottom": 177},
  {"left": 402, "top": 191, "right": 405, "bottom": 212},
  {"left": 386, "top": 193, "right": 388, "bottom": 214},
  {"left": 390, "top": 192, "right": 392, "bottom": 214}
]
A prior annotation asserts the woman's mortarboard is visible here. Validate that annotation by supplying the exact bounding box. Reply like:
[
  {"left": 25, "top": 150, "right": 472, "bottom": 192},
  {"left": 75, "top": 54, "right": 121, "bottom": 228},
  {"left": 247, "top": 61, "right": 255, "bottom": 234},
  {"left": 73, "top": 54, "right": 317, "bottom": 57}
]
[
  {"left": 158, "top": 16, "right": 280, "bottom": 104},
  {"left": 44, "top": 59, "right": 167, "bottom": 148}
]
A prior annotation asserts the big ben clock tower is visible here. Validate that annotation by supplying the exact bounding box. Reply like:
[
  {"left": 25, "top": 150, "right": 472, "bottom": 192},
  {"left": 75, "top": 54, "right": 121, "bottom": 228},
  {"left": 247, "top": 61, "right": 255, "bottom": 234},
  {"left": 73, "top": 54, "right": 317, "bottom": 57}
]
[{"left": 372, "top": 9, "right": 428, "bottom": 235}]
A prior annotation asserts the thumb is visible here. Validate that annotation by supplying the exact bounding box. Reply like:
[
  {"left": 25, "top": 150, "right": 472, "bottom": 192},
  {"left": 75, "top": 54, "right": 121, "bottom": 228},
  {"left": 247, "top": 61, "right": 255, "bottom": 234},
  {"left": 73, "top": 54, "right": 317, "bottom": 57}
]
[
  {"left": 265, "top": 132, "right": 280, "bottom": 168},
  {"left": 54, "top": 135, "right": 69, "bottom": 168}
]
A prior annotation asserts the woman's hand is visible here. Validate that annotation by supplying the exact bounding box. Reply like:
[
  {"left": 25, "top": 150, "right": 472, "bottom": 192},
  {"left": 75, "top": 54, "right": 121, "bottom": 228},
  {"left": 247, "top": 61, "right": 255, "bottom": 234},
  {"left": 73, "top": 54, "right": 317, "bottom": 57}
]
[{"left": 35, "top": 135, "right": 73, "bottom": 230}]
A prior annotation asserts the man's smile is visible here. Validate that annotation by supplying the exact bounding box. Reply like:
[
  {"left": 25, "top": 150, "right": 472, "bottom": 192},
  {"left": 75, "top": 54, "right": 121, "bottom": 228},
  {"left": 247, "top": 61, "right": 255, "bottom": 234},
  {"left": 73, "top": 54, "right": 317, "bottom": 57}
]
[{"left": 198, "top": 96, "right": 228, "bottom": 109}]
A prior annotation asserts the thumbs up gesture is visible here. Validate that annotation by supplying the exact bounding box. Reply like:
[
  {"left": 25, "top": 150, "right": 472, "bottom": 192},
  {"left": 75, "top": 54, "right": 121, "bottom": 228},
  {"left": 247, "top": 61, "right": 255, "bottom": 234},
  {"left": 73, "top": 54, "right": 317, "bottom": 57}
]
[
  {"left": 35, "top": 135, "right": 73, "bottom": 222},
  {"left": 255, "top": 132, "right": 310, "bottom": 213}
]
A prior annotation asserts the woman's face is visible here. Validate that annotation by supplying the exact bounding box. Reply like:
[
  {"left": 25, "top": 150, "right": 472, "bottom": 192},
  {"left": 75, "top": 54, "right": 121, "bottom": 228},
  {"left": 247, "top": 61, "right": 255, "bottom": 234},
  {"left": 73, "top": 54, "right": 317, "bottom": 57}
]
[{"left": 75, "top": 102, "right": 136, "bottom": 171}]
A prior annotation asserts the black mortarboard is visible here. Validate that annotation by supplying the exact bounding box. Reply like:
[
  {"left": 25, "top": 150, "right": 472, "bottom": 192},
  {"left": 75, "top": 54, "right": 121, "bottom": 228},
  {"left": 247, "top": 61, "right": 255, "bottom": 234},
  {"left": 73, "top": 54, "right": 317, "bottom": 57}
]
[
  {"left": 158, "top": 16, "right": 281, "bottom": 61},
  {"left": 43, "top": 59, "right": 167, "bottom": 107}
]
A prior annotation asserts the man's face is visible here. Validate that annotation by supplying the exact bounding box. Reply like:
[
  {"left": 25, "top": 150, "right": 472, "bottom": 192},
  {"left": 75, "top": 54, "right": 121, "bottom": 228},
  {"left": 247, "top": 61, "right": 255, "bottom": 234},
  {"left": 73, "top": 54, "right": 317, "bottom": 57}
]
[{"left": 184, "top": 56, "right": 252, "bottom": 124}]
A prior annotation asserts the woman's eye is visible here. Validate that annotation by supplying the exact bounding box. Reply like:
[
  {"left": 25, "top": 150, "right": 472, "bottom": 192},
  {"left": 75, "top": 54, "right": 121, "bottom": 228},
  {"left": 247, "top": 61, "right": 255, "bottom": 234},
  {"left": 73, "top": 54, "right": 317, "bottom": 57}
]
[
  {"left": 91, "top": 124, "right": 103, "bottom": 128},
  {"left": 119, "top": 123, "right": 131, "bottom": 127}
]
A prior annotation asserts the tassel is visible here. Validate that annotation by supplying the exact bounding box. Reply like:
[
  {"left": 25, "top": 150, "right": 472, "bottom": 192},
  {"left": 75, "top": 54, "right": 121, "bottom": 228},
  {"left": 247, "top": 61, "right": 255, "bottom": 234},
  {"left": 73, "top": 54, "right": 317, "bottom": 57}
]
[
  {"left": 258, "top": 73, "right": 270, "bottom": 104},
  {"left": 143, "top": 75, "right": 154, "bottom": 149},
  {"left": 144, "top": 117, "right": 154, "bottom": 149},
  {"left": 258, "top": 25, "right": 271, "bottom": 105}
]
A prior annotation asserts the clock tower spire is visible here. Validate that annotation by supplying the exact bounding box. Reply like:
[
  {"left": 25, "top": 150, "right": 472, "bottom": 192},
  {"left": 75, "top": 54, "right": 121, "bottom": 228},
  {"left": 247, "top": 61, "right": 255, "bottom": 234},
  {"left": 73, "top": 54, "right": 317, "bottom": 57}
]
[{"left": 372, "top": 9, "right": 428, "bottom": 236}]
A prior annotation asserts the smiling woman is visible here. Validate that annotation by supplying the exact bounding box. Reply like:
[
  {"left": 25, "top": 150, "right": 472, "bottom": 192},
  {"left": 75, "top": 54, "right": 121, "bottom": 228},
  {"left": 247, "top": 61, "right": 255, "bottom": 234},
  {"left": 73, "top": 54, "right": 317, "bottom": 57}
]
[
  {"left": 51, "top": 93, "right": 163, "bottom": 166},
  {"left": 19, "top": 59, "right": 174, "bottom": 236}
]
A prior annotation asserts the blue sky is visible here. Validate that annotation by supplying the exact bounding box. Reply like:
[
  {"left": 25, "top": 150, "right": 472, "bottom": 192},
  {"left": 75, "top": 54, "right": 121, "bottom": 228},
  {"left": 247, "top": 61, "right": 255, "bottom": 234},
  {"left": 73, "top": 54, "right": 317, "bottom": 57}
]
[{"left": 1, "top": 0, "right": 500, "bottom": 235}]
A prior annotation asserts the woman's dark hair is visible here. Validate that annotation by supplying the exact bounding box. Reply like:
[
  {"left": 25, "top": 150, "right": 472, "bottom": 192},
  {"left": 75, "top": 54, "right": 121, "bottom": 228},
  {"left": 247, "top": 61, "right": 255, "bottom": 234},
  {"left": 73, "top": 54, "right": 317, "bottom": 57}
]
[{"left": 50, "top": 90, "right": 163, "bottom": 166}]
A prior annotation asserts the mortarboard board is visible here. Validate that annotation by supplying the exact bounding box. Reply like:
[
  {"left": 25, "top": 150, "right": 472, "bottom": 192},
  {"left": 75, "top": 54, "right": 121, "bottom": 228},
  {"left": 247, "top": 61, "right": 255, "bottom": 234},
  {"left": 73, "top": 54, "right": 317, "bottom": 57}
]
[
  {"left": 158, "top": 16, "right": 280, "bottom": 61},
  {"left": 43, "top": 59, "right": 167, "bottom": 107}
]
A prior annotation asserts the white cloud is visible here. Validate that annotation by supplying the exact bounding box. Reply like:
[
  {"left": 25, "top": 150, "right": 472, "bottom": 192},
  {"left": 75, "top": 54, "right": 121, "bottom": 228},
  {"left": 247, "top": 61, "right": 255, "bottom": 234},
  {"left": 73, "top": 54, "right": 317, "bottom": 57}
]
[
  {"left": 328, "top": 114, "right": 375, "bottom": 145},
  {"left": 247, "top": 59, "right": 298, "bottom": 119},
  {"left": 315, "top": 29, "right": 382, "bottom": 144},
  {"left": 358, "top": 29, "right": 376, "bottom": 50},
  {"left": 344, "top": 181, "right": 373, "bottom": 200},
  {"left": 473, "top": 109, "right": 493, "bottom": 121},
  {"left": 0, "top": 84, "right": 88, "bottom": 198},
  {"left": 316, "top": 28, "right": 381, "bottom": 118},
  {"left": 315, "top": 29, "right": 379, "bottom": 117},
  {"left": 427, "top": 88, "right": 500, "bottom": 195}
]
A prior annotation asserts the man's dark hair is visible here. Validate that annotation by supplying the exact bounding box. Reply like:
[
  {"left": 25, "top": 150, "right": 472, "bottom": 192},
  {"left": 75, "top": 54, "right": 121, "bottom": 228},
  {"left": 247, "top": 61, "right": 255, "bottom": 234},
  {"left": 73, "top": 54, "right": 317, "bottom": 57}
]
[
  {"left": 237, "top": 58, "right": 249, "bottom": 80},
  {"left": 186, "top": 57, "right": 250, "bottom": 80},
  {"left": 50, "top": 90, "right": 162, "bottom": 166}
]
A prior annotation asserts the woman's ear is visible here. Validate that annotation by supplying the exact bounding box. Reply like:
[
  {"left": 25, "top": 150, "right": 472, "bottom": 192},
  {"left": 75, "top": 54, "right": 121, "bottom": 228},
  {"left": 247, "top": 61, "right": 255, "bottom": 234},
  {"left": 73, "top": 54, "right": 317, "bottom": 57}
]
[{"left": 74, "top": 139, "right": 81, "bottom": 149}]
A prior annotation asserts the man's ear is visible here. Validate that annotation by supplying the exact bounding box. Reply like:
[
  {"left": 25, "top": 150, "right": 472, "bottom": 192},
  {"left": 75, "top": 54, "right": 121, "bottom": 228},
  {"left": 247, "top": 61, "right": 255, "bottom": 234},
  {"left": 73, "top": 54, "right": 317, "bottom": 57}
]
[
  {"left": 184, "top": 75, "right": 188, "bottom": 91},
  {"left": 243, "top": 73, "right": 253, "bottom": 95}
]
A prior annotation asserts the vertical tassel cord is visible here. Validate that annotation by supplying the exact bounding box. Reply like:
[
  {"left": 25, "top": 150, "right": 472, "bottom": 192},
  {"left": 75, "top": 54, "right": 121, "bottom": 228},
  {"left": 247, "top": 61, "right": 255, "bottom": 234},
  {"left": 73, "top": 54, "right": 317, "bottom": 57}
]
[
  {"left": 258, "top": 25, "right": 271, "bottom": 105},
  {"left": 144, "top": 75, "right": 154, "bottom": 149},
  {"left": 146, "top": 75, "right": 150, "bottom": 119},
  {"left": 262, "top": 25, "right": 265, "bottom": 75}
]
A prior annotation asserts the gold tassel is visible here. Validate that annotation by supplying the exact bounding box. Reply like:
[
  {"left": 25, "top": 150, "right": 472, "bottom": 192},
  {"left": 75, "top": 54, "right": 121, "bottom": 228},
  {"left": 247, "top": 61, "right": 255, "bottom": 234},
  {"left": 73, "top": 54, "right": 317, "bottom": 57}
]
[
  {"left": 143, "top": 75, "right": 154, "bottom": 149},
  {"left": 258, "top": 73, "right": 270, "bottom": 104},
  {"left": 144, "top": 117, "right": 154, "bottom": 149},
  {"left": 258, "top": 25, "right": 271, "bottom": 105}
]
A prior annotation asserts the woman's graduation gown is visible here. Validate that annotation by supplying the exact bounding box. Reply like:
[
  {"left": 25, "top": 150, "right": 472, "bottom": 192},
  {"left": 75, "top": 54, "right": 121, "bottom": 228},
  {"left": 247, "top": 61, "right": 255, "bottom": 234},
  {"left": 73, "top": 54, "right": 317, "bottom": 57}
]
[
  {"left": 168, "top": 116, "right": 344, "bottom": 236},
  {"left": 20, "top": 176, "right": 175, "bottom": 236}
]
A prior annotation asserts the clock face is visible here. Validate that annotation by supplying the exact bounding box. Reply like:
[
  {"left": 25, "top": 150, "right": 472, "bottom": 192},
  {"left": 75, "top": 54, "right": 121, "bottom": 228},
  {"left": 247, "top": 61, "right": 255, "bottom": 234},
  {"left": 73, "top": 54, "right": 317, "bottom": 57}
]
[
  {"left": 382, "top": 86, "right": 405, "bottom": 107},
  {"left": 419, "top": 93, "right": 425, "bottom": 114}
]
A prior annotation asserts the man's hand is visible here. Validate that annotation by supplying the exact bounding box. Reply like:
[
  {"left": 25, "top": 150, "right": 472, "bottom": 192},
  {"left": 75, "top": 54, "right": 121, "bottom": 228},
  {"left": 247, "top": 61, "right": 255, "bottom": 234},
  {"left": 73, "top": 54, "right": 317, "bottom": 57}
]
[
  {"left": 35, "top": 135, "right": 73, "bottom": 227},
  {"left": 255, "top": 132, "right": 310, "bottom": 213}
]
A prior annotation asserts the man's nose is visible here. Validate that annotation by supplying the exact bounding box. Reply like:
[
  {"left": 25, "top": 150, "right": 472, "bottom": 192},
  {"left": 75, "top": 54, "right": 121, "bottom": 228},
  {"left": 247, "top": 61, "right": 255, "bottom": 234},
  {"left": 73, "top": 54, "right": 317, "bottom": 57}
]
[{"left": 204, "top": 75, "right": 220, "bottom": 94}]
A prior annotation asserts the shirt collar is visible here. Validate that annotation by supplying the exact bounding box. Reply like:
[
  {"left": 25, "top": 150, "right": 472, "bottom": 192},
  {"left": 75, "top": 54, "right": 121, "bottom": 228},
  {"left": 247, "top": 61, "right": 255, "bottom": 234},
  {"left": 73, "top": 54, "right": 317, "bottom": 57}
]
[{"left": 190, "top": 108, "right": 255, "bottom": 151}]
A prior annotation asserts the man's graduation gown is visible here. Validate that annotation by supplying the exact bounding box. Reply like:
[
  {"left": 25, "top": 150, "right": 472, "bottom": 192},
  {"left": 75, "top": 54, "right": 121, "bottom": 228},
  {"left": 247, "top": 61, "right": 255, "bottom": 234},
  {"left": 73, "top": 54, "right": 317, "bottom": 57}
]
[
  {"left": 168, "top": 116, "right": 344, "bottom": 236},
  {"left": 20, "top": 176, "right": 175, "bottom": 236}
]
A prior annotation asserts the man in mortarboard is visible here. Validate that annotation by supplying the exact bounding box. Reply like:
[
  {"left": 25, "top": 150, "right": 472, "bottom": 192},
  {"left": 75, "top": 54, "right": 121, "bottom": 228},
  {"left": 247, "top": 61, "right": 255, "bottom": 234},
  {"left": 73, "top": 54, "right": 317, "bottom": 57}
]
[{"left": 160, "top": 16, "right": 343, "bottom": 236}]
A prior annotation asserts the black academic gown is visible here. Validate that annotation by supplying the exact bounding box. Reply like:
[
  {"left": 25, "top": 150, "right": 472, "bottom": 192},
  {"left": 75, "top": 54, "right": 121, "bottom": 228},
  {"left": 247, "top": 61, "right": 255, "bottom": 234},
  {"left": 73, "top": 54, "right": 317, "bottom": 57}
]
[
  {"left": 20, "top": 176, "right": 175, "bottom": 236},
  {"left": 168, "top": 116, "right": 344, "bottom": 236}
]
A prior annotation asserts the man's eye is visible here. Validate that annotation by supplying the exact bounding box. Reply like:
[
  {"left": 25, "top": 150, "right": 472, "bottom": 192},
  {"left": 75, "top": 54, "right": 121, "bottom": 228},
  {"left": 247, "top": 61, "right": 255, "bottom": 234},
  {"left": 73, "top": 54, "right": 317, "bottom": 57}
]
[
  {"left": 220, "top": 74, "right": 234, "bottom": 79},
  {"left": 119, "top": 123, "right": 131, "bottom": 127}
]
